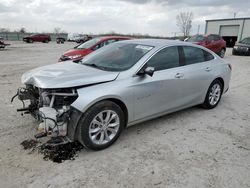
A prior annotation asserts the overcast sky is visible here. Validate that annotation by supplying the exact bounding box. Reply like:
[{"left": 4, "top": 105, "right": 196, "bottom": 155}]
[{"left": 0, "top": 0, "right": 250, "bottom": 36}]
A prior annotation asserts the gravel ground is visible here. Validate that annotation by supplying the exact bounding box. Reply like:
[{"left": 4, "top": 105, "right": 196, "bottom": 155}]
[{"left": 0, "top": 41, "right": 249, "bottom": 188}]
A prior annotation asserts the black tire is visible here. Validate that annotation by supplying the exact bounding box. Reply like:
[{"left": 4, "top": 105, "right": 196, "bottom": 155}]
[
  {"left": 202, "top": 79, "right": 223, "bottom": 109},
  {"left": 44, "top": 39, "right": 49, "bottom": 43},
  {"left": 28, "top": 39, "right": 33, "bottom": 43},
  {"left": 232, "top": 49, "right": 237, "bottom": 55},
  {"left": 78, "top": 101, "right": 125, "bottom": 150},
  {"left": 219, "top": 48, "right": 225, "bottom": 58}
]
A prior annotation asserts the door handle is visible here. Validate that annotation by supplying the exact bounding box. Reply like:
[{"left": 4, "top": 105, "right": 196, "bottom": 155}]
[
  {"left": 175, "top": 73, "right": 184, "bottom": 78},
  {"left": 205, "top": 67, "right": 212, "bottom": 72}
]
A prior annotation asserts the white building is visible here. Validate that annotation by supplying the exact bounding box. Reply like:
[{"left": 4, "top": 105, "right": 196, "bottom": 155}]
[{"left": 205, "top": 17, "right": 250, "bottom": 47}]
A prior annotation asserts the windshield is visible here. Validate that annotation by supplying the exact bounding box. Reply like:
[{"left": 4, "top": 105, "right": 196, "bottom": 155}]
[
  {"left": 188, "top": 35, "right": 205, "bottom": 42},
  {"left": 240, "top": 37, "right": 250, "bottom": 44},
  {"left": 76, "top": 37, "right": 101, "bottom": 49},
  {"left": 81, "top": 43, "right": 154, "bottom": 71}
]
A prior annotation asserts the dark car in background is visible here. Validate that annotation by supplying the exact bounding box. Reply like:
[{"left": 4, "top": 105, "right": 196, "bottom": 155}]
[
  {"left": 232, "top": 37, "right": 250, "bottom": 56},
  {"left": 56, "top": 37, "right": 66, "bottom": 44},
  {"left": 23, "top": 34, "right": 51, "bottom": 43},
  {"left": 0, "top": 37, "right": 10, "bottom": 48},
  {"left": 187, "top": 34, "right": 226, "bottom": 58},
  {"left": 59, "top": 36, "right": 131, "bottom": 62}
]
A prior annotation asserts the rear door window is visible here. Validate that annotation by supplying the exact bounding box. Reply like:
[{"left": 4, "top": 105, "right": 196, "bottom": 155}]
[
  {"left": 204, "top": 50, "right": 214, "bottom": 61},
  {"left": 183, "top": 46, "right": 205, "bottom": 65},
  {"left": 207, "top": 35, "right": 215, "bottom": 42},
  {"left": 182, "top": 46, "right": 214, "bottom": 65},
  {"left": 104, "top": 39, "right": 116, "bottom": 45},
  {"left": 213, "top": 35, "right": 221, "bottom": 41}
]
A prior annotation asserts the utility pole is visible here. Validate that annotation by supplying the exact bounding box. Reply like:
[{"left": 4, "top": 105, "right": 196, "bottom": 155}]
[
  {"left": 197, "top": 24, "right": 200, "bottom": 34},
  {"left": 234, "top": 12, "right": 236, "bottom": 18}
]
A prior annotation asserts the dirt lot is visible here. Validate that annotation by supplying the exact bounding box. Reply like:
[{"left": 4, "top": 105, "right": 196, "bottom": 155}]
[{"left": 0, "top": 41, "right": 250, "bottom": 188}]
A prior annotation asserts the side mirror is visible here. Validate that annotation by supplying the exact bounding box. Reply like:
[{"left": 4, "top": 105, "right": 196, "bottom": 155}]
[
  {"left": 144, "top": 67, "right": 155, "bottom": 77},
  {"left": 73, "top": 59, "right": 82, "bottom": 63},
  {"left": 138, "top": 66, "right": 155, "bottom": 77}
]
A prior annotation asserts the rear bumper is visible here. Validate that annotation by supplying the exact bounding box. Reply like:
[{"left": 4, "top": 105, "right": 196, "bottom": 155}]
[
  {"left": 233, "top": 48, "right": 250, "bottom": 56},
  {"left": 23, "top": 38, "right": 30, "bottom": 42},
  {"left": 0, "top": 44, "right": 9, "bottom": 48}
]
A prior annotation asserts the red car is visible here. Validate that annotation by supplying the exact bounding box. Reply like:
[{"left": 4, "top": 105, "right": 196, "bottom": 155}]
[
  {"left": 187, "top": 34, "right": 226, "bottom": 58},
  {"left": 59, "top": 36, "right": 131, "bottom": 62},
  {"left": 23, "top": 34, "right": 51, "bottom": 43}
]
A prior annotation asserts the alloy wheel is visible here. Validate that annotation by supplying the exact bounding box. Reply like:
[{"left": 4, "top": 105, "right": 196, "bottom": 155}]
[
  {"left": 89, "top": 110, "right": 120, "bottom": 145},
  {"left": 208, "top": 83, "right": 221, "bottom": 106}
]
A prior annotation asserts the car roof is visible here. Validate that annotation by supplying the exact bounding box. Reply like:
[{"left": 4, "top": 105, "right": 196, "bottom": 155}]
[
  {"left": 99, "top": 36, "right": 131, "bottom": 40},
  {"left": 119, "top": 38, "right": 194, "bottom": 48},
  {"left": 192, "top": 34, "right": 221, "bottom": 37}
]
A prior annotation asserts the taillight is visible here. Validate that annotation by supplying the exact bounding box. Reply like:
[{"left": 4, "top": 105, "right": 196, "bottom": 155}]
[{"left": 228, "top": 64, "right": 232, "bottom": 70}]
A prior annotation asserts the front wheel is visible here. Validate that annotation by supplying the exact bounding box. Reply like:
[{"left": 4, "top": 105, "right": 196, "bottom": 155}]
[
  {"left": 202, "top": 79, "right": 223, "bottom": 109},
  {"left": 78, "top": 101, "right": 125, "bottom": 150}
]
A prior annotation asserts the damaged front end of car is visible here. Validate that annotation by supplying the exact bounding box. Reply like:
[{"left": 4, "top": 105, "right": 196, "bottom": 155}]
[
  {"left": 12, "top": 61, "right": 120, "bottom": 147},
  {"left": 12, "top": 85, "right": 79, "bottom": 144}
]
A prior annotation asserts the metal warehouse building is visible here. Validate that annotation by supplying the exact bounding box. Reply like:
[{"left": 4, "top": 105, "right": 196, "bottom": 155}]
[{"left": 205, "top": 17, "right": 250, "bottom": 47}]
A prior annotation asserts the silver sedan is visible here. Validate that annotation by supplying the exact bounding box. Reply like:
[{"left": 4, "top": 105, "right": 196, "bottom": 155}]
[{"left": 15, "top": 39, "right": 232, "bottom": 150}]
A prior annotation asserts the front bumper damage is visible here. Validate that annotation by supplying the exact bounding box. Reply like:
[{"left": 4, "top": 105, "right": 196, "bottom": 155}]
[{"left": 12, "top": 85, "right": 81, "bottom": 145}]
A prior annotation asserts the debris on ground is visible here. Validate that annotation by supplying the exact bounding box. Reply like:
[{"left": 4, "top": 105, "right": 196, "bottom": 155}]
[
  {"left": 38, "top": 141, "right": 84, "bottom": 163},
  {"left": 20, "top": 139, "right": 38, "bottom": 150},
  {"left": 20, "top": 139, "right": 83, "bottom": 163}
]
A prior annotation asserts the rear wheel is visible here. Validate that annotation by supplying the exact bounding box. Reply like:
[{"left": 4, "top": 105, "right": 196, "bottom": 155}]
[
  {"left": 78, "top": 101, "right": 125, "bottom": 150},
  {"left": 202, "top": 79, "right": 223, "bottom": 109},
  {"left": 219, "top": 48, "right": 225, "bottom": 58}
]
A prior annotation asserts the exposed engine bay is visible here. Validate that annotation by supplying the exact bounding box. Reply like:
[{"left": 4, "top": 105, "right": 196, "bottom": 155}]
[{"left": 12, "top": 85, "right": 78, "bottom": 141}]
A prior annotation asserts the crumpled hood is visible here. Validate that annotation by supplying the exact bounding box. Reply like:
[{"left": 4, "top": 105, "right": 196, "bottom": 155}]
[{"left": 22, "top": 62, "right": 119, "bottom": 89}]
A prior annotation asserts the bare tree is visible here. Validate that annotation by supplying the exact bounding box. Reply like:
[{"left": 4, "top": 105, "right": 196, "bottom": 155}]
[
  {"left": 0, "top": 28, "right": 10, "bottom": 32},
  {"left": 19, "top": 27, "right": 26, "bottom": 33},
  {"left": 176, "top": 12, "right": 193, "bottom": 38},
  {"left": 53, "top": 27, "right": 61, "bottom": 34}
]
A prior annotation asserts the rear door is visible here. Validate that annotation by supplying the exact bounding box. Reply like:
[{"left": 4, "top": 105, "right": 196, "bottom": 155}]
[
  {"left": 206, "top": 35, "right": 216, "bottom": 52},
  {"left": 206, "top": 35, "right": 221, "bottom": 53},
  {"left": 178, "top": 46, "right": 216, "bottom": 104}
]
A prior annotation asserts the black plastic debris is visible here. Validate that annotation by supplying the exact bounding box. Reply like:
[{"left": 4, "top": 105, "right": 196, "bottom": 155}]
[
  {"left": 20, "top": 139, "right": 83, "bottom": 163},
  {"left": 38, "top": 141, "right": 84, "bottom": 163},
  {"left": 20, "top": 139, "right": 38, "bottom": 150}
]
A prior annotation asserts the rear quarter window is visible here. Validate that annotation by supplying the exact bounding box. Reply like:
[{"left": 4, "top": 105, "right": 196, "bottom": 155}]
[{"left": 203, "top": 50, "right": 214, "bottom": 61}]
